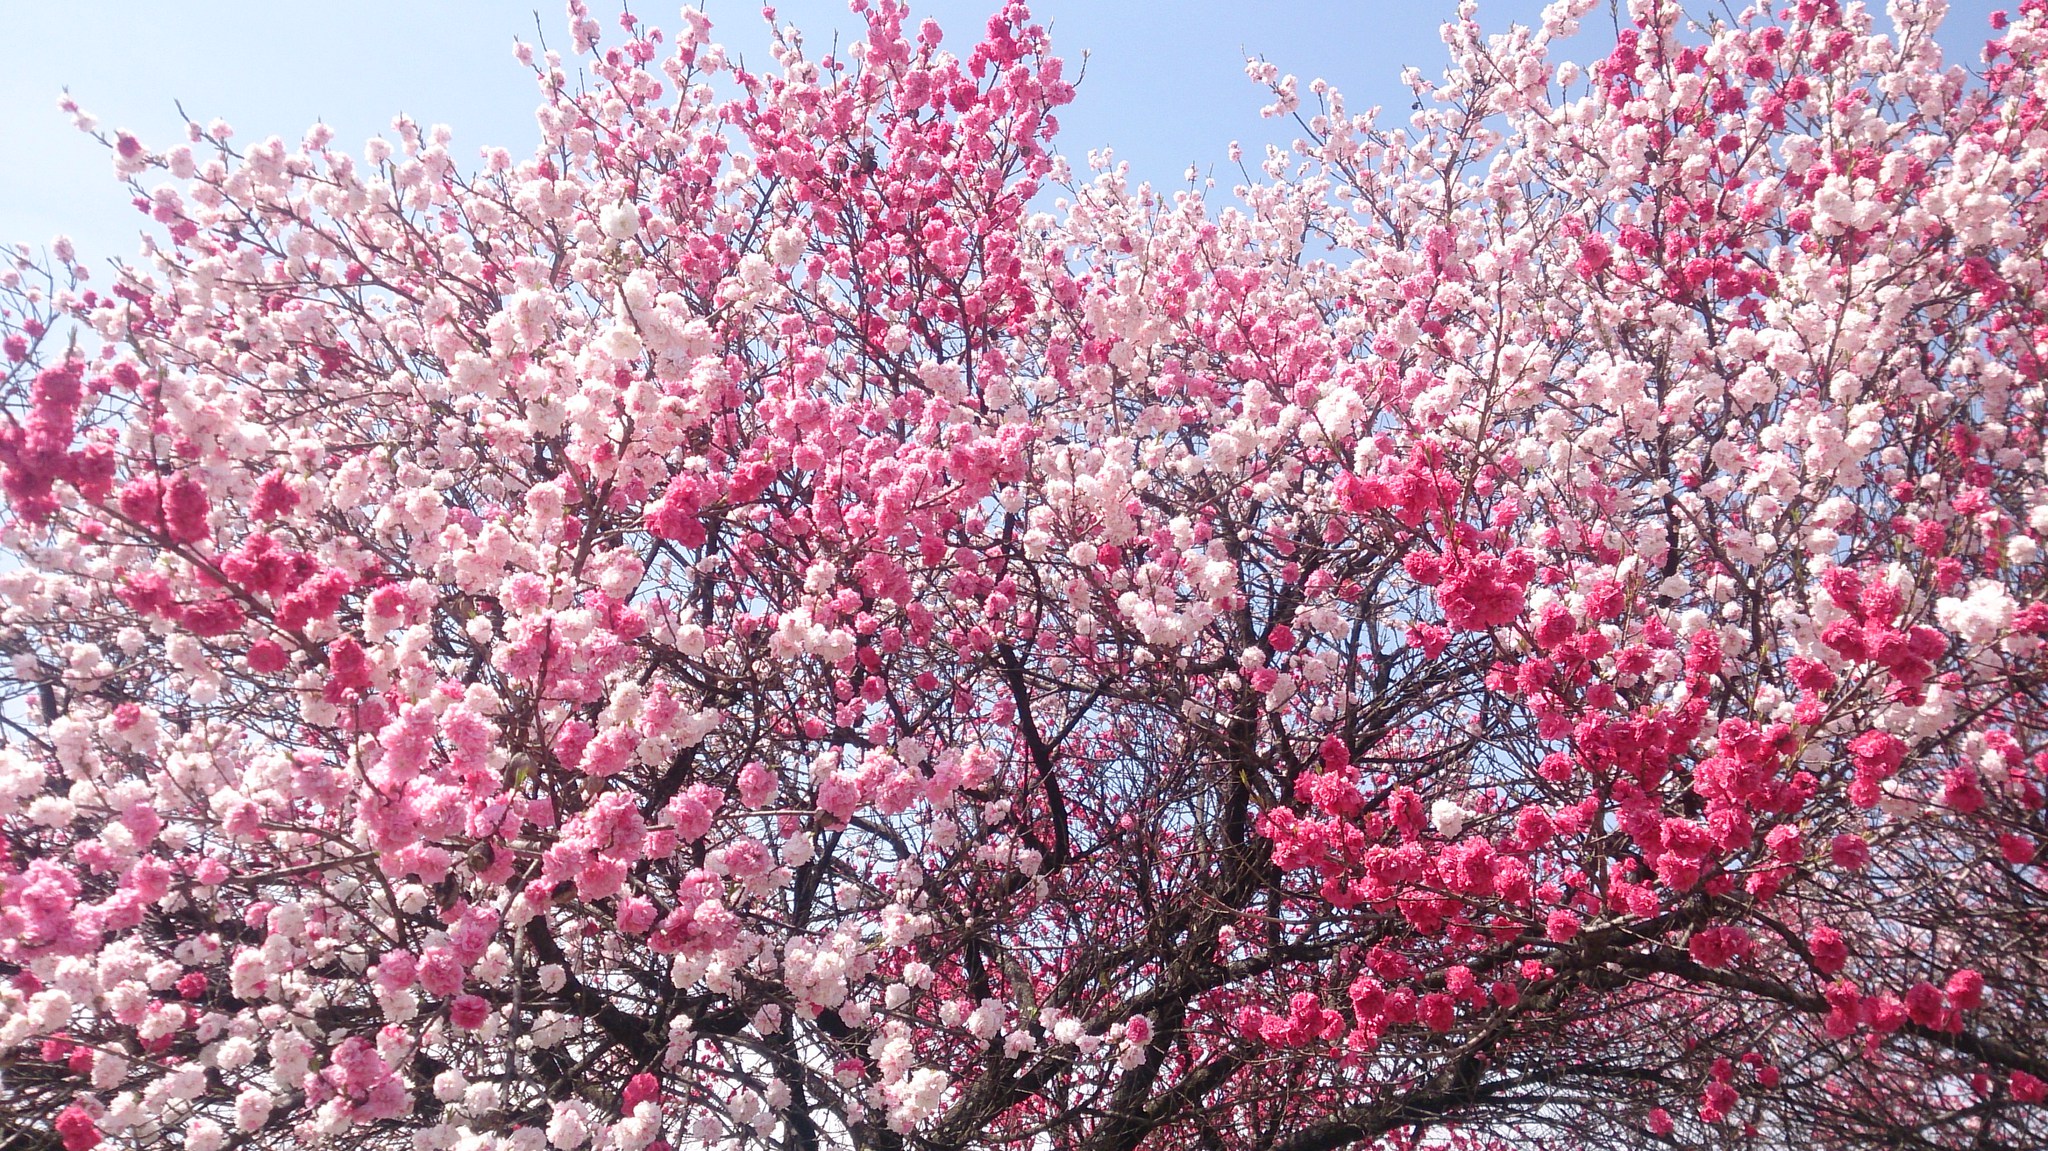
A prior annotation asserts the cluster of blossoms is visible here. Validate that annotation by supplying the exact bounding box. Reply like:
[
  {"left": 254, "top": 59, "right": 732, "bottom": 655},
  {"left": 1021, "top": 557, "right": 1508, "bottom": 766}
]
[{"left": 2, "top": 0, "right": 2047, "bottom": 1149}]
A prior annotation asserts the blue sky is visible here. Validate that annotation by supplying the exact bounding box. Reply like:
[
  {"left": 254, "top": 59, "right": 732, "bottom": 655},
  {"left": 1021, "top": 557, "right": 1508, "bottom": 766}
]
[{"left": 0, "top": 0, "right": 2009, "bottom": 267}]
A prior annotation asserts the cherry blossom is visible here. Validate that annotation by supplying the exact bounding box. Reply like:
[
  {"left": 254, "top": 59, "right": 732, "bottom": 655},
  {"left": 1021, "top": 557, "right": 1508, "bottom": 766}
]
[{"left": 3, "top": 0, "right": 2048, "bottom": 1149}]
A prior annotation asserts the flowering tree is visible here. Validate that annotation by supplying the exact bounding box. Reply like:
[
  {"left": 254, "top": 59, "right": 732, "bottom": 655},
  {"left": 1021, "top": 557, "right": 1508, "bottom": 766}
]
[{"left": 3, "top": 0, "right": 2048, "bottom": 1147}]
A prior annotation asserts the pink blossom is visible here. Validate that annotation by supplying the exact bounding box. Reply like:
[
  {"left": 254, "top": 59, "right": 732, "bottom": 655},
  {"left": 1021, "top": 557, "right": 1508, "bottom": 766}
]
[
  {"left": 55, "top": 1105, "right": 100, "bottom": 1151},
  {"left": 1544, "top": 909, "right": 1581, "bottom": 943},
  {"left": 449, "top": 995, "right": 491, "bottom": 1030},
  {"left": 1808, "top": 926, "right": 1849, "bottom": 975}
]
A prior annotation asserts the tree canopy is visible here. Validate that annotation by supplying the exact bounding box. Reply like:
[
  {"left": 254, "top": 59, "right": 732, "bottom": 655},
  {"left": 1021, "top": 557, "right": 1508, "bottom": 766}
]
[{"left": 3, "top": 1, "right": 2048, "bottom": 1149}]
